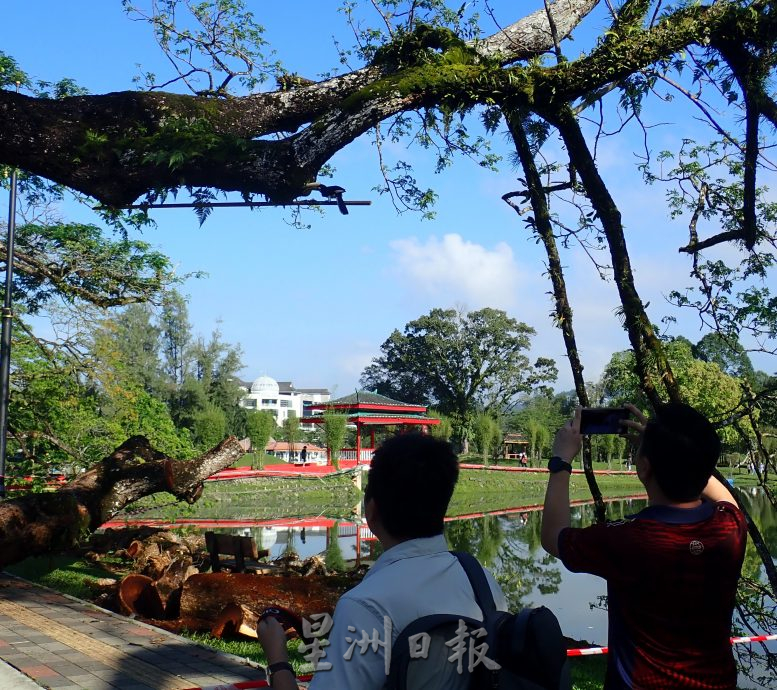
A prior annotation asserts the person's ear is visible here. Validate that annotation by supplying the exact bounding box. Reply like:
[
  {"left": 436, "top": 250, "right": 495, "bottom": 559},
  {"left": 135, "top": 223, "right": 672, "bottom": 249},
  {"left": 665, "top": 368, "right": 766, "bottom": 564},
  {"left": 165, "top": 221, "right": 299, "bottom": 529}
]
[
  {"left": 365, "top": 496, "right": 378, "bottom": 525},
  {"left": 637, "top": 453, "right": 652, "bottom": 483}
]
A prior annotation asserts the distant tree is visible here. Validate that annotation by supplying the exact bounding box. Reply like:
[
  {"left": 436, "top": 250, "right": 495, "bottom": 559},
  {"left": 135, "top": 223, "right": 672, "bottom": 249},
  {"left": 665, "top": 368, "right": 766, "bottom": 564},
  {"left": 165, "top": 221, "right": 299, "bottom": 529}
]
[
  {"left": 693, "top": 333, "right": 756, "bottom": 383},
  {"left": 601, "top": 339, "right": 752, "bottom": 447},
  {"left": 282, "top": 413, "right": 301, "bottom": 460},
  {"left": 190, "top": 329, "right": 246, "bottom": 436},
  {"left": 473, "top": 412, "right": 501, "bottom": 465},
  {"left": 510, "top": 394, "right": 565, "bottom": 466},
  {"left": 245, "top": 410, "right": 276, "bottom": 469},
  {"left": 159, "top": 290, "right": 191, "bottom": 387},
  {"left": 112, "top": 303, "right": 163, "bottom": 395},
  {"left": 191, "top": 403, "right": 226, "bottom": 451},
  {"left": 427, "top": 409, "right": 453, "bottom": 442},
  {"left": 360, "top": 307, "right": 556, "bottom": 450},
  {"left": 324, "top": 521, "right": 346, "bottom": 572},
  {"left": 323, "top": 412, "right": 347, "bottom": 470}
]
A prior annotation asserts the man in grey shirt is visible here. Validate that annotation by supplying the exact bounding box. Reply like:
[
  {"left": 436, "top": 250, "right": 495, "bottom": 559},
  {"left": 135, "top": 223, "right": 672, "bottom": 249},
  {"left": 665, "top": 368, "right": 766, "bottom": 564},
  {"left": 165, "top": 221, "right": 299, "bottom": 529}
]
[{"left": 259, "top": 433, "right": 506, "bottom": 689}]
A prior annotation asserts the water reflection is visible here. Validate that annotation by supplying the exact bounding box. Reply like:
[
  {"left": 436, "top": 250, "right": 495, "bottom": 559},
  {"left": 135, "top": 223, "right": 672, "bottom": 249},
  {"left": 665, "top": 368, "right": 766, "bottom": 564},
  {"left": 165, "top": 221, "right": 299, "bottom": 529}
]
[{"left": 114, "top": 490, "right": 776, "bottom": 687}]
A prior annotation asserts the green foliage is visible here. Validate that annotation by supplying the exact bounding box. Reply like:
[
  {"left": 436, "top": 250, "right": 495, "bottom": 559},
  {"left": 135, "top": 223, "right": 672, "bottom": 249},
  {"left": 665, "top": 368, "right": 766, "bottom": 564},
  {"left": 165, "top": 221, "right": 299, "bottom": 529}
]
[
  {"left": 0, "top": 51, "right": 31, "bottom": 89},
  {"left": 123, "top": 0, "right": 283, "bottom": 94},
  {"left": 11, "top": 222, "right": 179, "bottom": 313},
  {"left": 473, "top": 412, "right": 501, "bottom": 464},
  {"left": 324, "top": 521, "right": 347, "bottom": 572},
  {"left": 693, "top": 332, "right": 755, "bottom": 382},
  {"left": 282, "top": 413, "right": 301, "bottom": 459},
  {"left": 323, "top": 412, "right": 348, "bottom": 470},
  {"left": 192, "top": 403, "right": 227, "bottom": 450},
  {"left": 601, "top": 338, "right": 753, "bottom": 448},
  {"left": 360, "top": 307, "right": 556, "bottom": 446},
  {"left": 245, "top": 410, "right": 276, "bottom": 469},
  {"left": 427, "top": 408, "right": 453, "bottom": 441},
  {"left": 8, "top": 326, "right": 106, "bottom": 474},
  {"left": 644, "top": 140, "right": 777, "bottom": 346},
  {"left": 509, "top": 394, "right": 566, "bottom": 466}
]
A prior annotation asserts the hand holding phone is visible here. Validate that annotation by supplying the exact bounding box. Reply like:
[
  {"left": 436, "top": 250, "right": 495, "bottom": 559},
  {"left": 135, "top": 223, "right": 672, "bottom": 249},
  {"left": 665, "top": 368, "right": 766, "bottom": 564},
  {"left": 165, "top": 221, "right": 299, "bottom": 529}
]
[{"left": 580, "top": 407, "right": 630, "bottom": 435}]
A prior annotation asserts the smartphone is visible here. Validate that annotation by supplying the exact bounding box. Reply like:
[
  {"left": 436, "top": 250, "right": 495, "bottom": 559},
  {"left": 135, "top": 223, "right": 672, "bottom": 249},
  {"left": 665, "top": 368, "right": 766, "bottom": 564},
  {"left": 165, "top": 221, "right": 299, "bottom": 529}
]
[{"left": 580, "top": 407, "right": 630, "bottom": 435}]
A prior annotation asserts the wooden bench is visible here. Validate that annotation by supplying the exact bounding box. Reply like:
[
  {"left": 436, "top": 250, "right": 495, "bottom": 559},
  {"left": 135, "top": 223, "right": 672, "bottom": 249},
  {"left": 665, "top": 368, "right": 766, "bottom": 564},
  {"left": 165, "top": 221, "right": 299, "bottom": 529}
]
[{"left": 204, "top": 531, "right": 271, "bottom": 574}]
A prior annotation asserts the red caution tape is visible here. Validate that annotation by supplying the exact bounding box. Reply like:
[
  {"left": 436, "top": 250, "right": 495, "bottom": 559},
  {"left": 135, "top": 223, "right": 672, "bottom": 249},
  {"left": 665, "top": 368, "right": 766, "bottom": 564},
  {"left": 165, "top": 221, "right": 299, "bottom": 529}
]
[
  {"left": 182, "top": 675, "right": 313, "bottom": 690},
  {"left": 566, "top": 633, "right": 777, "bottom": 657}
]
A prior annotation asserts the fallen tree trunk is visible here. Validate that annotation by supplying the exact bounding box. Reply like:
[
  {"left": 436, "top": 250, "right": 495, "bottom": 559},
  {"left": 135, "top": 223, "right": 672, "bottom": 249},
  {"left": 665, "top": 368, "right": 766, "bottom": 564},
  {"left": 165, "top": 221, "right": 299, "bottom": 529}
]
[
  {"left": 179, "top": 573, "right": 346, "bottom": 628},
  {"left": 0, "top": 435, "right": 245, "bottom": 568}
]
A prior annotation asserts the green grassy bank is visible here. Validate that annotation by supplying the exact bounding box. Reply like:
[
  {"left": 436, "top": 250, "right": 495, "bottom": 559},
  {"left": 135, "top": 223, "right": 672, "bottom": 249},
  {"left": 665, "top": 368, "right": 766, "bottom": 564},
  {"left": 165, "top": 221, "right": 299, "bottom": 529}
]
[
  {"left": 451, "top": 469, "right": 642, "bottom": 516},
  {"left": 125, "top": 467, "right": 643, "bottom": 523}
]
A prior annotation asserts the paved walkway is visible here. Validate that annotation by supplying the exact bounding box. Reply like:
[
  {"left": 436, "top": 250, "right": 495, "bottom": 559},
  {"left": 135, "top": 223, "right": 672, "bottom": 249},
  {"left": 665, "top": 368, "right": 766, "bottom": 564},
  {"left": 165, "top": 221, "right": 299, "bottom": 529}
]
[{"left": 0, "top": 574, "right": 269, "bottom": 690}]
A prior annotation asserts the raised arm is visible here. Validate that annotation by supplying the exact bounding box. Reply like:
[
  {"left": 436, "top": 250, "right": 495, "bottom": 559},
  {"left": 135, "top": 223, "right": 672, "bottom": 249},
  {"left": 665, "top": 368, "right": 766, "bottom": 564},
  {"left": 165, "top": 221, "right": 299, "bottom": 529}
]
[{"left": 541, "top": 408, "right": 582, "bottom": 557}]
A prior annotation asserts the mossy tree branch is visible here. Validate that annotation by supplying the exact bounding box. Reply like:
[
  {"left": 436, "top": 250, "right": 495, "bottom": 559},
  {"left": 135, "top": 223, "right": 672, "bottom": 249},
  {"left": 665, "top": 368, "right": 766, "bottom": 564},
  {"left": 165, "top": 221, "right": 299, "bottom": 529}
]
[
  {"left": 503, "top": 108, "right": 606, "bottom": 523},
  {"left": 2, "top": 1, "right": 775, "bottom": 206}
]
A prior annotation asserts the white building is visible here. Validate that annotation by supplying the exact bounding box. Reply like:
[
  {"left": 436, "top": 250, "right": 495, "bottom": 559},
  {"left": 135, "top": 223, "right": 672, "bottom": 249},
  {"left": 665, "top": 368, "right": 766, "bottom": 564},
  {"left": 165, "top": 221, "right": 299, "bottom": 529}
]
[{"left": 239, "top": 375, "right": 330, "bottom": 427}]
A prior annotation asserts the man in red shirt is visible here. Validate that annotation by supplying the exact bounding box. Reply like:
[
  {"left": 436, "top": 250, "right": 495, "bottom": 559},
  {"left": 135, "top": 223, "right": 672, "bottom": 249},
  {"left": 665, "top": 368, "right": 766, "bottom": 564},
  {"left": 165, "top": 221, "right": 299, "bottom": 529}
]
[{"left": 541, "top": 403, "right": 747, "bottom": 689}]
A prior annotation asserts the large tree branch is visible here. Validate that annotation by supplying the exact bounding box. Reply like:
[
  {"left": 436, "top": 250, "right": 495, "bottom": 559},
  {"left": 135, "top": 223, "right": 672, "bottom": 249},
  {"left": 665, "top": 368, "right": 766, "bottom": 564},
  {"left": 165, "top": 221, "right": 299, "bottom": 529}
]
[
  {"left": 0, "top": 435, "right": 244, "bottom": 568},
  {"left": 547, "top": 105, "right": 679, "bottom": 408},
  {"left": 0, "top": 1, "right": 774, "bottom": 206},
  {"left": 503, "top": 108, "right": 606, "bottom": 522},
  {"left": 474, "top": 0, "right": 598, "bottom": 63}
]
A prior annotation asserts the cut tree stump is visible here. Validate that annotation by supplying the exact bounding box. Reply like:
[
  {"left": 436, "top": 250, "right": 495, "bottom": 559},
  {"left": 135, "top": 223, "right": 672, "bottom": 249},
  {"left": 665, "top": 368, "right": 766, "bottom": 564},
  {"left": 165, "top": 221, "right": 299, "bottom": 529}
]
[
  {"left": 118, "top": 574, "right": 165, "bottom": 619},
  {"left": 211, "top": 602, "right": 260, "bottom": 639}
]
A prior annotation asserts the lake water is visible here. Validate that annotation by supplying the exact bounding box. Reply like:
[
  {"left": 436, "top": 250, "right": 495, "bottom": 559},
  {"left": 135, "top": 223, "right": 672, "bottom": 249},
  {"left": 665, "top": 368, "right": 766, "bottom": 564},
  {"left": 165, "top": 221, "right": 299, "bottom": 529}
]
[{"left": 124, "top": 487, "right": 776, "bottom": 688}]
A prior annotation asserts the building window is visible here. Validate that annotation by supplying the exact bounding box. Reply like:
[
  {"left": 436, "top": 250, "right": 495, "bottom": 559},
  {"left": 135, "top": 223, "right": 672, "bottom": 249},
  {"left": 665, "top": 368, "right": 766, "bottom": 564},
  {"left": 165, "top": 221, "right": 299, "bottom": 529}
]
[
  {"left": 280, "top": 399, "right": 291, "bottom": 408},
  {"left": 243, "top": 398, "right": 257, "bottom": 409},
  {"left": 261, "top": 399, "right": 278, "bottom": 406}
]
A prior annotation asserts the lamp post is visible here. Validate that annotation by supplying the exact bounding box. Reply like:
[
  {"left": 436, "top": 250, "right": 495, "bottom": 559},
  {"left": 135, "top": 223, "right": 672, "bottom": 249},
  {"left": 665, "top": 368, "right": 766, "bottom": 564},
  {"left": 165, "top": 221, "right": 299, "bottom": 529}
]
[{"left": 0, "top": 167, "right": 18, "bottom": 498}]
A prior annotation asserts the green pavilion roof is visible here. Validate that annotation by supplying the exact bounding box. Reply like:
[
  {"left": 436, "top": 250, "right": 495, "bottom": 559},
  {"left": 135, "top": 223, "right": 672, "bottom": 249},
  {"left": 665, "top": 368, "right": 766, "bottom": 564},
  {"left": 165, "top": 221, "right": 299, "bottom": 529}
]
[{"left": 324, "top": 391, "right": 426, "bottom": 408}]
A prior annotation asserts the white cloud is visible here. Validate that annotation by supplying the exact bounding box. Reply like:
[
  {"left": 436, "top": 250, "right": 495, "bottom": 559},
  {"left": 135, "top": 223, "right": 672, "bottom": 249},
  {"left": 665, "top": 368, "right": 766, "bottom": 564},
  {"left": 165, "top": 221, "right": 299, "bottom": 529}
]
[{"left": 388, "top": 233, "right": 522, "bottom": 310}]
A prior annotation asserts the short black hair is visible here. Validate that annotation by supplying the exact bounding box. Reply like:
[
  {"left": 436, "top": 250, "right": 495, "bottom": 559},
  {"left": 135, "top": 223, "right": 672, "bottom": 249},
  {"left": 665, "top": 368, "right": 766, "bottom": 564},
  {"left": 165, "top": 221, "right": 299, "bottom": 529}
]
[
  {"left": 364, "top": 433, "right": 459, "bottom": 540},
  {"left": 640, "top": 403, "right": 721, "bottom": 502}
]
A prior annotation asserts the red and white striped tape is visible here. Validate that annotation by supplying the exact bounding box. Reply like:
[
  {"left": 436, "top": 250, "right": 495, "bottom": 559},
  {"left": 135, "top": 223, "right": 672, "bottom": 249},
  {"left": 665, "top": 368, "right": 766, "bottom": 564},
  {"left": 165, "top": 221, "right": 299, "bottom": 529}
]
[
  {"left": 729, "top": 633, "right": 777, "bottom": 645},
  {"left": 566, "top": 633, "right": 777, "bottom": 657},
  {"left": 183, "top": 636, "right": 777, "bottom": 687},
  {"left": 183, "top": 675, "right": 313, "bottom": 690}
]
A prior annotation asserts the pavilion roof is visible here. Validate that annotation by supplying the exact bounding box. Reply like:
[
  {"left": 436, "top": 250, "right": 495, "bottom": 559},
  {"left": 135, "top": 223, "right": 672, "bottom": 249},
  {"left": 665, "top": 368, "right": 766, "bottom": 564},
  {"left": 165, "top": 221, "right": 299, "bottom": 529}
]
[
  {"left": 301, "top": 411, "right": 439, "bottom": 426},
  {"left": 305, "top": 390, "right": 427, "bottom": 412}
]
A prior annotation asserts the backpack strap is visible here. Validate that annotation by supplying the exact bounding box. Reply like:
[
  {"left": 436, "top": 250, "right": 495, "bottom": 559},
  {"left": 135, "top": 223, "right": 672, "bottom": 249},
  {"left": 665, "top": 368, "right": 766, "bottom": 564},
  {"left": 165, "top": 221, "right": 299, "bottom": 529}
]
[
  {"left": 512, "top": 606, "right": 533, "bottom": 657},
  {"left": 385, "top": 613, "right": 482, "bottom": 690},
  {"left": 451, "top": 551, "right": 497, "bottom": 616}
]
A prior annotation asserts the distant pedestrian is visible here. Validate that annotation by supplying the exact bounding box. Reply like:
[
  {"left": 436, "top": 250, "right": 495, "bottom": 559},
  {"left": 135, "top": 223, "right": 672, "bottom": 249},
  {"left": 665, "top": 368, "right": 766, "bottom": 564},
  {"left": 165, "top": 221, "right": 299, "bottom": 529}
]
[
  {"left": 300, "top": 445, "right": 308, "bottom": 464},
  {"left": 519, "top": 452, "right": 528, "bottom": 468}
]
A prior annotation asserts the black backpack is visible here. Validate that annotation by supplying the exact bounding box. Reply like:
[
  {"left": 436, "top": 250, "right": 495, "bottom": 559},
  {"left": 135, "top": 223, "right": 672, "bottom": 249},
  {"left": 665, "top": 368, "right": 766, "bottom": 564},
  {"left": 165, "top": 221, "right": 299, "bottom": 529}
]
[{"left": 385, "top": 551, "right": 569, "bottom": 690}]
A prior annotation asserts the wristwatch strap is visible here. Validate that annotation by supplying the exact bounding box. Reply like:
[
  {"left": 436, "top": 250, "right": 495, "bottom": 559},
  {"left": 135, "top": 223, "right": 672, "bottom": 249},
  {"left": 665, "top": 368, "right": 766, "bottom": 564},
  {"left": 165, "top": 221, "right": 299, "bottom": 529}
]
[
  {"left": 548, "top": 455, "right": 573, "bottom": 474},
  {"left": 268, "top": 661, "right": 294, "bottom": 685}
]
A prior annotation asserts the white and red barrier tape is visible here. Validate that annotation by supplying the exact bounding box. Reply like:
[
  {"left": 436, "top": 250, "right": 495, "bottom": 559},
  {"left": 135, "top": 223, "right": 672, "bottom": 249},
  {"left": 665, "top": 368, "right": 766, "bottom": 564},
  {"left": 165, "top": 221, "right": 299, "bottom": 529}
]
[
  {"left": 566, "top": 633, "right": 777, "bottom": 657},
  {"left": 183, "top": 676, "right": 313, "bottom": 690},
  {"left": 183, "top": 636, "right": 777, "bottom": 689}
]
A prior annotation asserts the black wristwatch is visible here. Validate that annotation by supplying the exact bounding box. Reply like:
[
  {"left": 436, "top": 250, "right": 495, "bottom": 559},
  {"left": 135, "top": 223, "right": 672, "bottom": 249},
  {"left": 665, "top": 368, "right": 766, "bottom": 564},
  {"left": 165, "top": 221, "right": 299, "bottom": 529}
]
[
  {"left": 268, "top": 661, "right": 294, "bottom": 686},
  {"left": 548, "top": 456, "right": 573, "bottom": 474}
]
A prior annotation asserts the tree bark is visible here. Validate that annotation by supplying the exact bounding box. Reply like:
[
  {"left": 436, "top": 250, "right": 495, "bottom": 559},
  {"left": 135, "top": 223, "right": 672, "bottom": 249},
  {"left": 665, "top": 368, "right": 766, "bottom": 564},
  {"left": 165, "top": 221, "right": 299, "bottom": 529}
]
[
  {"left": 503, "top": 109, "right": 606, "bottom": 523},
  {"left": 0, "top": 434, "right": 244, "bottom": 569},
  {"left": 178, "top": 572, "right": 346, "bottom": 629}
]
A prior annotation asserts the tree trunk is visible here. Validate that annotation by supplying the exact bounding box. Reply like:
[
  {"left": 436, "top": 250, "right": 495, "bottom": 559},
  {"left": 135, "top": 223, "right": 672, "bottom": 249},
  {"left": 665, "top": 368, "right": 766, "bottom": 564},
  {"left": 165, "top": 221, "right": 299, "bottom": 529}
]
[
  {"left": 179, "top": 573, "right": 346, "bottom": 628},
  {"left": 504, "top": 110, "right": 605, "bottom": 522},
  {"left": 0, "top": 435, "right": 244, "bottom": 569}
]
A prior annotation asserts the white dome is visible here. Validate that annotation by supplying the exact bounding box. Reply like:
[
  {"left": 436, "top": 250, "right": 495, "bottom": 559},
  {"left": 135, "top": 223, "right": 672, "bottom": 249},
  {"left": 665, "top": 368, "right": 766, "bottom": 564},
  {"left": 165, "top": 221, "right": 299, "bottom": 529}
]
[{"left": 250, "top": 375, "right": 280, "bottom": 395}]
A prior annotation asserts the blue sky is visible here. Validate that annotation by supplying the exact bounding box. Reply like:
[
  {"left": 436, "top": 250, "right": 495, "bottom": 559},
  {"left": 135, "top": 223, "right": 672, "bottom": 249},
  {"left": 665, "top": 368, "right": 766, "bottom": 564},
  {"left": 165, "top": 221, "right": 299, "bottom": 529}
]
[{"left": 2, "top": 1, "right": 772, "bottom": 396}]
